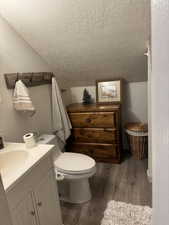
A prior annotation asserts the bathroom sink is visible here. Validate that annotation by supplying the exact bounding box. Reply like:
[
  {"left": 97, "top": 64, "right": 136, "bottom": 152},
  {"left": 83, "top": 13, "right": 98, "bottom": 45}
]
[
  {"left": 0, "top": 142, "right": 54, "bottom": 190},
  {"left": 0, "top": 150, "right": 29, "bottom": 177}
]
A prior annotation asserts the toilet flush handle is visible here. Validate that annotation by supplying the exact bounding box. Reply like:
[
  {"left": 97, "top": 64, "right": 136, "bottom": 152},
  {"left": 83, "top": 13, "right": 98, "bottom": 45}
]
[{"left": 56, "top": 171, "right": 65, "bottom": 181}]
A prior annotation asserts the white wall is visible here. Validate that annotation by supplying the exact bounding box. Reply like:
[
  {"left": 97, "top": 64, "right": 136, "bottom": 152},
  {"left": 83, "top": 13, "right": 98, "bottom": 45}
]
[
  {"left": 0, "top": 16, "right": 53, "bottom": 142},
  {"left": 151, "top": 1, "right": 169, "bottom": 224},
  {"left": 69, "top": 81, "right": 148, "bottom": 123},
  {"left": 122, "top": 82, "right": 148, "bottom": 123}
]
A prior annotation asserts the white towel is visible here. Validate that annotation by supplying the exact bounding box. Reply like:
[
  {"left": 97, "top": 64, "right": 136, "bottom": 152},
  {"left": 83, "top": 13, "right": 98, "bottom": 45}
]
[
  {"left": 13, "top": 80, "right": 36, "bottom": 116},
  {"left": 52, "top": 77, "right": 72, "bottom": 143}
]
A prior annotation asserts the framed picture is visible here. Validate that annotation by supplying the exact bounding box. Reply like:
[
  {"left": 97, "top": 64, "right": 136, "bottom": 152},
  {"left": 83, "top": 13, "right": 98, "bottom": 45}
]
[{"left": 96, "top": 79, "right": 122, "bottom": 104}]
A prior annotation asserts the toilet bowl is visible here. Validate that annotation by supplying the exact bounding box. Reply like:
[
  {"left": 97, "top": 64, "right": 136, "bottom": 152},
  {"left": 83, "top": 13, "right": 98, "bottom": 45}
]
[{"left": 37, "top": 134, "right": 96, "bottom": 203}]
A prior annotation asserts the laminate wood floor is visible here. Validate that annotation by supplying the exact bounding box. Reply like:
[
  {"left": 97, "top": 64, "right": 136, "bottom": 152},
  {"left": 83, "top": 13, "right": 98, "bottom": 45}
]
[{"left": 61, "top": 156, "right": 152, "bottom": 225}]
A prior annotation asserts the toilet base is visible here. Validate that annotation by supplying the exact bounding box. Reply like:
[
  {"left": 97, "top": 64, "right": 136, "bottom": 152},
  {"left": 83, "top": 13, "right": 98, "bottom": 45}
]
[
  {"left": 58, "top": 178, "right": 92, "bottom": 204},
  {"left": 69, "top": 178, "right": 92, "bottom": 203},
  {"left": 56, "top": 166, "right": 96, "bottom": 204}
]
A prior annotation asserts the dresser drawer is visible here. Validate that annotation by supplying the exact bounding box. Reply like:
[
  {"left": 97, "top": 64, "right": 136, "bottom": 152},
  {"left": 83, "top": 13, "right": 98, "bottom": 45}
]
[
  {"left": 70, "top": 143, "right": 120, "bottom": 162},
  {"left": 72, "top": 128, "right": 118, "bottom": 144},
  {"left": 69, "top": 112, "right": 116, "bottom": 128}
]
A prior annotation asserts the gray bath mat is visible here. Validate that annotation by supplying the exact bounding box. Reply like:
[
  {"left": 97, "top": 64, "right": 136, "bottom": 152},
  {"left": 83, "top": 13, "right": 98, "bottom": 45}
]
[{"left": 101, "top": 200, "right": 152, "bottom": 225}]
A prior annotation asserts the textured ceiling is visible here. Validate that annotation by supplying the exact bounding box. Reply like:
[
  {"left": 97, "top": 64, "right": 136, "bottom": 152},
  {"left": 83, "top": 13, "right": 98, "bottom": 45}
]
[{"left": 0, "top": 0, "right": 150, "bottom": 84}]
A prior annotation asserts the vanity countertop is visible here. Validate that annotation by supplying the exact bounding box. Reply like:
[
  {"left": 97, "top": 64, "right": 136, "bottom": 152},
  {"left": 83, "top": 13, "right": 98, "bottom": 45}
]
[{"left": 0, "top": 142, "right": 54, "bottom": 191}]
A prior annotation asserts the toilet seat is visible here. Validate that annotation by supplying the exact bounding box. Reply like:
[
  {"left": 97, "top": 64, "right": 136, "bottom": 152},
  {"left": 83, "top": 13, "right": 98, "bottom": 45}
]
[{"left": 54, "top": 152, "right": 96, "bottom": 175}]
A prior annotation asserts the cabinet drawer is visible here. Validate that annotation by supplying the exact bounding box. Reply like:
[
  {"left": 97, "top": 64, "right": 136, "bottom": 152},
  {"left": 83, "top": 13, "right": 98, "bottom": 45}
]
[
  {"left": 72, "top": 128, "right": 118, "bottom": 144},
  {"left": 70, "top": 143, "right": 119, "bottom": 161},
  {"left": 69, "top": 112, "right": 116, "bottom": 128}
]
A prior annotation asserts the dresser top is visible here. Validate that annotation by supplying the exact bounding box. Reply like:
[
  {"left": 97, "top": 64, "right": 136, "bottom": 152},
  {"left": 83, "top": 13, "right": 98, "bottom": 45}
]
[{"left": 67, "top": 103, "right": 120, "bottom": 113}]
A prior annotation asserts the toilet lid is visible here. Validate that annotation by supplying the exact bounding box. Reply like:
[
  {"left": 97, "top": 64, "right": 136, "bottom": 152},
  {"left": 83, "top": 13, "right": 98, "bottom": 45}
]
[{"left": 54, "top": 152, "right": 96, "bottom": 174}]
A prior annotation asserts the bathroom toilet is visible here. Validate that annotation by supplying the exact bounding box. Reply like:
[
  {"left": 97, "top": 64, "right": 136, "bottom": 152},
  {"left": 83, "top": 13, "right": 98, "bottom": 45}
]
[{"left": 37, "top": 134, "right": 96, "bottom": 203}]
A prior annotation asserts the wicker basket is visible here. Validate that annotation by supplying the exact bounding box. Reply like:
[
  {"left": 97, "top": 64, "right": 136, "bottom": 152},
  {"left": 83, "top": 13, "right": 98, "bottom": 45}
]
[{"left": 125, "top": 123, "right": 148, "bottom": 160}]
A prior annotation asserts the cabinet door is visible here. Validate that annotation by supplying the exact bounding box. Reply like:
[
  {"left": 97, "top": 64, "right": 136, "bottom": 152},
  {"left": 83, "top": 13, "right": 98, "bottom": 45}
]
[
  {"left": 33, "top": 170, "right": 62, "bottom": 225},
  {"left": 10, "top": 193, "right": 37, "bottom": 225},
  {"left": 0, "top": 178, "right": 13, "bottom": 225}
]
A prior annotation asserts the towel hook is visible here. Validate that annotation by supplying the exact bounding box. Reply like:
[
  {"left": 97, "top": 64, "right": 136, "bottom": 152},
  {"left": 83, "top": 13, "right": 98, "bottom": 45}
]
[
  {"left": 29, "top": 73, "right": 33, "bottom": 84},
  {"left": 15, "top": 73, "right": 19, "bottom": 83}
]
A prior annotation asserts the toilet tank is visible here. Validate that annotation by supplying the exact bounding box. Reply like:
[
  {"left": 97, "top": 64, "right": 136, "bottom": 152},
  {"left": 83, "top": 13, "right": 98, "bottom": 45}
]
[
  {"left": 37, "top": 134, "right": 62, "bottom": 156},
  {"left": 37, "top": 134, "right": 58, "bottom": 145}
]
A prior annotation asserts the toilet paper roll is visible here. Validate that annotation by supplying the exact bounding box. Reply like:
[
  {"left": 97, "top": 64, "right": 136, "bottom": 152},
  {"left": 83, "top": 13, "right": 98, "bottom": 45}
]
[{"left": 23, "top": 133, "right": 37, "bottom": 148}]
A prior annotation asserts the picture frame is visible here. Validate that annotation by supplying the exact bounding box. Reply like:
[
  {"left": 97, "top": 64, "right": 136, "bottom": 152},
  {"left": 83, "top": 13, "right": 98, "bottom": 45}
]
[{"left": 96, "top": 79, "right": 122, "bottom": 104}]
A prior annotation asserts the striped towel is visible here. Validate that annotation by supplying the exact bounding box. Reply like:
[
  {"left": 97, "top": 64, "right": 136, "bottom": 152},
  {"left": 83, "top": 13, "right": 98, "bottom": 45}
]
[{"left": 13, "top": 80, "right": 36, "bottom": 116}]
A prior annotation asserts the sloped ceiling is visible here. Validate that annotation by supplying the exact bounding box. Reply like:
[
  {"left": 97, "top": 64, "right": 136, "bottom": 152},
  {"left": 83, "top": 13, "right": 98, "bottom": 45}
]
[{"left": 0, "top": 0, "right": 150, "bottom": 84}]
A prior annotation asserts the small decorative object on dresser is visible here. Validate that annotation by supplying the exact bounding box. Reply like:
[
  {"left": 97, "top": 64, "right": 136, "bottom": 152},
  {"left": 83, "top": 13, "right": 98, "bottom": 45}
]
[
  {"left": 83, "top": 88, "right": 93, "bottom": 104},
  {"left": 96, "top": 79, "right": 122, "bottom": 104},
  {"left": 66, "top": 103, "right": 122, "bottom": 163}
]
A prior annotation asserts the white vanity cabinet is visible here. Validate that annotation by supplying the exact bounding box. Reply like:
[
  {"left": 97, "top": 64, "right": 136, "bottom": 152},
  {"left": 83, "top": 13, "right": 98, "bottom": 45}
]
[
  {"left": 11, "top": 193, "right": 37, "bottom": 225},
  {"left": 33, "top": 171, "right": 62, "bottom": 225},
  {"left": 6, "top": 153, "right": 62, "bottom": 225}
]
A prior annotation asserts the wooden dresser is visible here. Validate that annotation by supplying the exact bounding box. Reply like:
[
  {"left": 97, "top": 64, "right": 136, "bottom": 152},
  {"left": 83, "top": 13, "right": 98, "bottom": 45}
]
[{"left": 66, "top": 103, "right": 122, "bottom": 163}]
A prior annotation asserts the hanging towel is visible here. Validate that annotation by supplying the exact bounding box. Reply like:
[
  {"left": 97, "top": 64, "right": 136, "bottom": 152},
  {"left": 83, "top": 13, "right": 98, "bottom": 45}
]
[
  {"left": 52, "top": 77, "right": 72, "bottom": 143},
  {"left": 13, "top": 80, "right": 36, "bottom": 116}
]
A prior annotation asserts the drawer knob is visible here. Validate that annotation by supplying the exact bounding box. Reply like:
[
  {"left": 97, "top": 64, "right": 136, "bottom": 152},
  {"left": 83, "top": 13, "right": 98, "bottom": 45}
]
[
  {"left": 37, "top": 202, "right": 42, "bottom": 207},
  {"left": 30, "top": 211, "right": 35, "bottom": 216},
  {"left": 86, "top": 118, "right": 91, "bottom": 123}
]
